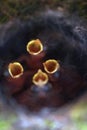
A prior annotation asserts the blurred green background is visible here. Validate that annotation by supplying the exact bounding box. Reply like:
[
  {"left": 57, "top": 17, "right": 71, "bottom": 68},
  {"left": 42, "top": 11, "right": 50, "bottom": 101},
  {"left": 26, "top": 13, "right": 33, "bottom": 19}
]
[{"left": 0, "top": 0, "right": 87, "bottom": 23}]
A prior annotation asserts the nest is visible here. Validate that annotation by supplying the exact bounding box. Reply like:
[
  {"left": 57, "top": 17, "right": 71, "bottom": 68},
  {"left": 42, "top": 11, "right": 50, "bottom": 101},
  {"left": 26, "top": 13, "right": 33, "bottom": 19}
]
[{"left": 0, "top": 11, "right": 87, "bottom": 111}]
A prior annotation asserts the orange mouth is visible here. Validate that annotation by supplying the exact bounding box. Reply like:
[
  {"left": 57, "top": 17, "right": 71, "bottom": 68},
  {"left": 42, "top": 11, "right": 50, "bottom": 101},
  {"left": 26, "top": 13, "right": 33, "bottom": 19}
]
[
  {"left": 26, "top": 39, "right": 43, "bottom": 55},
  {"left": 43, "top": 59, "right": 60, "bottom": 74},
  {"left": 32, "top": 69, "right": 48, "bottom": 87},
  {"left": 8, "top": 62, "right": 24, "bottom": 78}
]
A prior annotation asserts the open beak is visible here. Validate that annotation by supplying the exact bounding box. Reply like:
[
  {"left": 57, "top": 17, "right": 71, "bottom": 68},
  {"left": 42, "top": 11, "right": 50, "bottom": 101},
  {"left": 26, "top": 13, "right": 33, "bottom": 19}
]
[
  {"left": 26, "top": 39, "right": 43, "bottom": 55},
  {"left": 8, "top": 62, "right": 24, "bottom": 78}
]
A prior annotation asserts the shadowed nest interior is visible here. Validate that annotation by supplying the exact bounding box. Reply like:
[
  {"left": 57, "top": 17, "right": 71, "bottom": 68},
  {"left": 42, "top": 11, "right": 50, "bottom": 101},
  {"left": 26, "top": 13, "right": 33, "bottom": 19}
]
[{"left": 0, "top": 11, "right": 87, "bottom": 111}]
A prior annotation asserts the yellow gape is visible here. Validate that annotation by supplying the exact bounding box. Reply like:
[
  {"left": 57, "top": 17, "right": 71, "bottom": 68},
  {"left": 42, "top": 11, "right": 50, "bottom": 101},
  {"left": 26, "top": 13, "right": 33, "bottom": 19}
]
[
  {"left": 32, "top": 69, "right": 48, "bottom": 87},
  {"left": 26, "top": 39, "right": 43, "bottom": 55},
  {"left": 43, "top": 59, "right": 60, "bottom": 74},
  {"left": 8, "top": 62, "right": 24, "bottom": 78}
]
